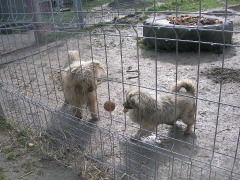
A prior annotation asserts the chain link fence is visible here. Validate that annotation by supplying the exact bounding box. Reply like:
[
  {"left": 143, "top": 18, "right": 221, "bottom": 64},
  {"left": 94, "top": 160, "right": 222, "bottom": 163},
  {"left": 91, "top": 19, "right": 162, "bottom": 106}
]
[{"left": 0, "top": 0, "right": 240, "bottom": 179}]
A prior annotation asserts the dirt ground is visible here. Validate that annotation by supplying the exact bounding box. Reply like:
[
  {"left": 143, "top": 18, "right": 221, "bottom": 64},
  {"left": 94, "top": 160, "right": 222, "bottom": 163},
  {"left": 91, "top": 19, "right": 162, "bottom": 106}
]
[
  {"left": 0, "top": 5, "right": 240, "bottom": 180},
  {"left": 0, "top": 119, "right": 82, "bottom": 180}
]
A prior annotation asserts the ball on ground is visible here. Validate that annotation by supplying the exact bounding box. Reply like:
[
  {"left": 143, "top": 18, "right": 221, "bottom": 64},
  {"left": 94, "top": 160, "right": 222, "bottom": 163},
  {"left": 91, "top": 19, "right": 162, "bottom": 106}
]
[{"left": 104, "top": 100, "right": 116, "bottom": 112}]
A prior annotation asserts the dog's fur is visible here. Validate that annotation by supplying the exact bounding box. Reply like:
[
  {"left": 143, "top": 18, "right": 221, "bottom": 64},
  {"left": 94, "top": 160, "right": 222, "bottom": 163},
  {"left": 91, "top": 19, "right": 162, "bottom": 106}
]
[
  {"left": 62, "top": 51, "right": 105, "bottom": 120},
  {"left": 123, "top": 80, "right": 196, "bottom": 140}
]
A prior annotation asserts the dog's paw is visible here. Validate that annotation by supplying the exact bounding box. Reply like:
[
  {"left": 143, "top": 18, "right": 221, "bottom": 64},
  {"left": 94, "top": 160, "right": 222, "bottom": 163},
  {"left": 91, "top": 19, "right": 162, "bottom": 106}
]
[
  {"left": 130, "top": 137, "right": 139, "bottom": 142},
  {"left": 130, "top": 135, "right": 140, "bottom": 142},
  {"left": 75, "top": 112, "right": 83, "bottom": 119},
  {"left": 76, "top": 115, "right": 82, "bottom": 119},
  {"left": 183, "top": 129, "right": 191, "bottom": 135},
  {"left": 89, "top": 117, "right": 98, "bottom": 122}
]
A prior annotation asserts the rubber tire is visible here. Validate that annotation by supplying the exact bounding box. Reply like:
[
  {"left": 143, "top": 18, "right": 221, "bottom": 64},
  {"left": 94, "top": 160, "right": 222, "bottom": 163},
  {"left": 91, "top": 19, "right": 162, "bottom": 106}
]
[{"left": 143, "top": 16, "right": 233, "bottom": 53}]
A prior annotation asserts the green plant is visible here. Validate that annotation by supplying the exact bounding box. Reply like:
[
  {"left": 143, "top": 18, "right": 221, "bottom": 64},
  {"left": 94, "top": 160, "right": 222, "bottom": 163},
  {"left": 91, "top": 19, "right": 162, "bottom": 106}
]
[
  {"left": 0, "top": 167, "right": 10, "bottom": 180},
  {"left": 23, "top": 84, "right": 29, "bottom": 90},
  {"left": 16, "top": 130, "right": 30, "bottom": 147},
  {"left": 148, "top": 0, "right": 225, "bottom": 12},
  {"left": 14, "top": 30, "right": 21, "bottom": 34},
  {"left": 46, "top": 32, "right": 67, "bottom": 43},
  {"left": 110, "top": 41, "right": 116, "bottom": 47},
  {"left": 81, "top": 0, "right": 112, "bottom": 10},
  {"left": 21, "top": 159, "right": 33, "bottom": 169},
  {"left": 29, "top": 77, "right": 36, "bottom": 83},
  {"left": 137, "top": 39, "right": 155, "bottom": 51},
  {"left": 6, "top": 153, "right": 15, "bottom": 160},
  {"left": 0, "top": 117, "right": 13, "bottom": 130},
  {"left": 36, "top": 168, "right": 43, "bottom": 176}
]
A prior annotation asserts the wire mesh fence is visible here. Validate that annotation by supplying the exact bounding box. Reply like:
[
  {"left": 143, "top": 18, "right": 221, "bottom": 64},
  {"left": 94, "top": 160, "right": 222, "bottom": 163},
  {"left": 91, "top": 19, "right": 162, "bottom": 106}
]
[{"left": 0, "top": 0, "right": 240, "bottom": 179}]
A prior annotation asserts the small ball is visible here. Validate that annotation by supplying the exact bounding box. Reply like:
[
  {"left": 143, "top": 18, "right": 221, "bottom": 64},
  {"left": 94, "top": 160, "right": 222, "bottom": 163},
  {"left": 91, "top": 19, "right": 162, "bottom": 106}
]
[{"left": 104, "top": 100, "right": 116, "bottom": 112}]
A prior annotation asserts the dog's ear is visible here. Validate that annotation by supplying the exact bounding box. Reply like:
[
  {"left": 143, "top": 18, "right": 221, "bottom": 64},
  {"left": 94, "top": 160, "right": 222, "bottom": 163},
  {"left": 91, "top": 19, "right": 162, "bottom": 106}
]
[
  {"left": 96, "top": 63, "right": 105, "bottom": 72},
  {"left": 91, "top": 62, "right": 105, "bottom": 73},
  {"left": 99, "top": 64, "right": 105, "bottom": 71}
]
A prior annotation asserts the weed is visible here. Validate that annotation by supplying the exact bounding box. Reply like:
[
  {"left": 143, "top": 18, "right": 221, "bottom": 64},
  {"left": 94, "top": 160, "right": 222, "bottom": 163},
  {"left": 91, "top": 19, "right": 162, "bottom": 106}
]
[
  {"left": 0, "top": 117, "right": 13, "bottom": 130},
  {"left": 16, "top": 151, "right": 24, "bottom": 157},
  {"left": 0, "top": 167, "right": 10, "bottom": 180},
  {"left": 16, "top": 130, "right": 30, "bottom": 147},
  {"left": 6, "top": 153, "right": 15, "bottom": 160},
  {"left": 110, "top": 41, "right": 116, "bottom": 47},
  {"left": 2, "top": 148, "right": 13, "bottom": 154},
  {"left": 36, "top": 168, "right": 43, "bottom": 176},
  {"left": 23, "top": 84, "right": 29, "bottom": 90},
  {"left": 14, "top": 30, "right": 21, "bottom": 34},
  {"left": 137, "top": 39, "right": 155, "bottom": 51},
  {"left": 21, "top": 159, "right": 33, "bottom": 169},
  {"left": 29, "top": 77, "right": 36, "bottom": 83},
  {"left": 47, "top": 31, "right": 76, "bottom": 43}
]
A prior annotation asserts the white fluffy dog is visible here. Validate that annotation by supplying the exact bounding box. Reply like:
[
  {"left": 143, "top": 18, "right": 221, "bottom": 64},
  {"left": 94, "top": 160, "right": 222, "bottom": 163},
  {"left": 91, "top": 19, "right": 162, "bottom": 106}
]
[
  {"left": 62, "top": 51, "right": 105, "bottom": 121},
  {"left": 123, "top": 80, "right": 196, "bottom": 140}
]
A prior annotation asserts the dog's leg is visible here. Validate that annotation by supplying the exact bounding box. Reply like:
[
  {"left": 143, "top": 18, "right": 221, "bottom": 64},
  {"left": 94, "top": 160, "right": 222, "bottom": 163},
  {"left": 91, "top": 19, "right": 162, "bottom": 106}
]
[
  {"left": 182, "top": 111, "right": 195, "bottom": 135},
  {"left": 64, "top": 99, "right": 69, "bottom": 106},
  {"left": 87, "top": 92, "right": 98, "bottom": 121},
  {"left": 76, "top": 108, "right": 83, "bottom": 119},
  {"left": 131, "top": 124, "right": 155, "bottom": 141},
  {"left": 184, "top": 124, "right": 193, "bottom": 135},
  {"left": 165, "top": 122, "right": 174, "bottom": 125}
]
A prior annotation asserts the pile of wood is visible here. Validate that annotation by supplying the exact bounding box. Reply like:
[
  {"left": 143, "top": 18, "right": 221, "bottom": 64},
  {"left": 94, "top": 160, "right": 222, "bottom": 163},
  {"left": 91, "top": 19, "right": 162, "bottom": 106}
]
[{"left": 166, "top": 15, "right": 222, "bottom": 26}]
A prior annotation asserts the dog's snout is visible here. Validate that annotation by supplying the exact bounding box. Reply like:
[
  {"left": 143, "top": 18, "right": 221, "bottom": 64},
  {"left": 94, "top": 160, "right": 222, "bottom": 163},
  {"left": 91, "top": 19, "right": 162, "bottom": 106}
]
[
  {"left": 123, "top": 102, "right": 133, "bottom": 110},
  {"left": 88, "top": 87, "right": 94, "bottom": 92}
]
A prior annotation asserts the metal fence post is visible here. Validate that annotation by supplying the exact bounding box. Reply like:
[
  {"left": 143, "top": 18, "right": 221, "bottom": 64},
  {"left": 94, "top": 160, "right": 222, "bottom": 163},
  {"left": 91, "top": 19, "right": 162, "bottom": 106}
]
[
  {"left": 74, "top": 0, "right": 84, "bottom": 29},
  {"left": 0, "top": 99, "right": 4, "bottom": 117}
]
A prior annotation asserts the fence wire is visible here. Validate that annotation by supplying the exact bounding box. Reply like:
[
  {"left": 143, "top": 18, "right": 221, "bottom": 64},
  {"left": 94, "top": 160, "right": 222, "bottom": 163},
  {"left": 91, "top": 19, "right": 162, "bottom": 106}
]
[{"left": 0, "top": 0, "right": 240, "bottom": 179}]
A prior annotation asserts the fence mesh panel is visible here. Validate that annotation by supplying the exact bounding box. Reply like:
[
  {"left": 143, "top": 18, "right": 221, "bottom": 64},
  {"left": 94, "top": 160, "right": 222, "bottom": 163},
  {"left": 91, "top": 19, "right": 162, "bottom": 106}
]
[{"left": 0, "top": 0, "right": 240, "bottom": 179}]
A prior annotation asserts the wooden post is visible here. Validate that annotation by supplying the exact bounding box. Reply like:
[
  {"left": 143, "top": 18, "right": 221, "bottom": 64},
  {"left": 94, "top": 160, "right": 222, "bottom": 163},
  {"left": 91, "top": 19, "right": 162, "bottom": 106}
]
[{"left": 26, "top": 0, "right": 47, "bottom": 44}]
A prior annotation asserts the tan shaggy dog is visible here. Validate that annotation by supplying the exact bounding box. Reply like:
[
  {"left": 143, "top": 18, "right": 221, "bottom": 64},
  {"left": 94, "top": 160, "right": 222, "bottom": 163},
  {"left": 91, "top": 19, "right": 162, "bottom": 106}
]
[
  {"left": 62, "top": 51, "right": 105, "bottom": 121},
  {"left": 123, "top": 80, "right": 196, "bottom": 140}
]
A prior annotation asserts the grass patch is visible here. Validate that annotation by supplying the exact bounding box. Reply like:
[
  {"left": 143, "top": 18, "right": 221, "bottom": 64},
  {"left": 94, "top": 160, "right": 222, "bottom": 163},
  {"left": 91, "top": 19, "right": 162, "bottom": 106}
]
[
  {"left": 0, "top": 167, "right": 10, "bottom": 180},
  {"left": 148, "top": 0, "right": 226, "bottom": 12},
  {"left": 29, "top": 77, "right": 36, "bottom": 83},
  {"left": 6, "top": 153, "right": 15, "bottom": 160},
  {"left": 14, "top": 30, "right": 21, "bottom": 34},
  {"left": 36, "top": 168, "right": 43, "bottom": 176},
  {"left": 137, "top": 39, "right": 155, "bottom": 51},
  {"left": 22, "top": 84, "right": 29, "bottom": 90},
  {"left": 226, "top": 0, "right": 240, "bottom": 5},
  {"left": 0, "top": 116, "right": 13, "bottom": 130},
  {"left": 46, "top": 32, "right": 68, "bottom": 43},
  {"left": 81, "top": 0, "right": 112, "bottom": 10},
  {"left": 21, "top": 159, "right": 33, "bottom": 169}
]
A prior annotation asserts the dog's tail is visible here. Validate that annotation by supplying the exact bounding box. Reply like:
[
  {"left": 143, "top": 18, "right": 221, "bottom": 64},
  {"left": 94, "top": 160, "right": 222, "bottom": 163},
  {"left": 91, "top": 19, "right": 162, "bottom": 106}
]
[{"left": 171, "top": 80, "right": 195, "bottom": 96}]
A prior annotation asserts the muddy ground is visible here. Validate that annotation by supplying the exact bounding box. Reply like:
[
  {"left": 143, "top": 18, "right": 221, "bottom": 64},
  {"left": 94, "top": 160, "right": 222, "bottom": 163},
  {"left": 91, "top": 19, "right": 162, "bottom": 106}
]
[{"left": 0, "top": 5, "right": 240, "bottom": 180}]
